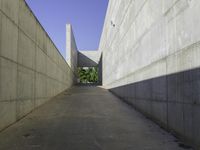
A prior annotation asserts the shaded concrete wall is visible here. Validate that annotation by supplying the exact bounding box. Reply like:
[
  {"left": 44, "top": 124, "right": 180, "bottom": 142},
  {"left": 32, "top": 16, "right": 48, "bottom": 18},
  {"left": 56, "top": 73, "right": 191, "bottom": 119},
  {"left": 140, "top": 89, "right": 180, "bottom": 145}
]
[
  {"left": 78, "top": 50, "right": 101, "bottom": 67},
  {"left": 99, "top": 0, "right": 200, "bottom": 148},
  {"left": 0, "top": 0, "right": 74, "bottom": 131},
  {"left": 78, "top": 50, "right": 102, "bottom": 85}
]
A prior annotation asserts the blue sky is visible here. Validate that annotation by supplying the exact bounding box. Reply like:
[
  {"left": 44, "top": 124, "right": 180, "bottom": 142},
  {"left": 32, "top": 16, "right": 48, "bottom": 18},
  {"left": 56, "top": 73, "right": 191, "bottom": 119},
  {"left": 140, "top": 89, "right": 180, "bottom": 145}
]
[{"left": 25, "top": 0, "right": 108, "bottom": 57}]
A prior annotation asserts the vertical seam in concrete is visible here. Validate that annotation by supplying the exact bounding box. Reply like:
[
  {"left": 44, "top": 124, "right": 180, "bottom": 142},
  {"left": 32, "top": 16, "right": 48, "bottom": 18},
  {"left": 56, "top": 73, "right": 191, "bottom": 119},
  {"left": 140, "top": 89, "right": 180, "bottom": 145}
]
[
  {"left": 166, "top": 72, "right": 169, "bottom": 129},
  {"left": 182, "top": 100, "right": 185, "bottom": 138},
  {"left": 0, "top": 55, "right": 66, "bottom": 86},
  {"left": 16, "top": 0, "right": 20, "bottom": 120},
  {"left": 0, "top": 8, "right": 74, "bottom": 76},
  {"left": 45, "top": 44, "right": 47, "bottom": 103},
  {"left": 103, "top": 0, "right": 146, "bottom": 55},
  {"left": 103, "top": 0, "right": 133, "bottom": 55},
  {"left": 165, "top": 54, "right": 169, "bottom": 129},
  {"left": 0, "top": 1, "right": 2, "bottom": 52},
  {"left": 192, "top": 93, "right": 195, "bottom": 146},
  {"left": 0, "top": 9, "right": 2, "bottom": 102},
  {"left": 150, "top": 80, "right": 153, "bottom": 119},
  {"left": 33, "top": 40, "right": 36, "bottom": 108},
  {"left": 24, "top": 0, "right": 68, "bottom": 68}
]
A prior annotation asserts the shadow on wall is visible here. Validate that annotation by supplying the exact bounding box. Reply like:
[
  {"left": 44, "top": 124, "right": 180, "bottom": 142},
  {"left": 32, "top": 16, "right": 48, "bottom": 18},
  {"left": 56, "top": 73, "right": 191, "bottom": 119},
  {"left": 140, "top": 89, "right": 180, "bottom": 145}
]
[
  {"left": 109, "top": 67, "right": 200, "bottom": 149},
  {"left": 77, "top": 52, "right": 102, "bottom": 85},
  {"left": 78, "top": 52, "right": 98, "bottom": 67}
]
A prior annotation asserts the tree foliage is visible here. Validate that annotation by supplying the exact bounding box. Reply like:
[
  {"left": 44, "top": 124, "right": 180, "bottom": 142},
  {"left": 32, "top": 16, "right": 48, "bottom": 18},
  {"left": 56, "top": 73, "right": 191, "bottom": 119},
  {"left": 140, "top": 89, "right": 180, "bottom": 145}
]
[{"left": 78, "top": 67, "right": 98, "bottom": 83}]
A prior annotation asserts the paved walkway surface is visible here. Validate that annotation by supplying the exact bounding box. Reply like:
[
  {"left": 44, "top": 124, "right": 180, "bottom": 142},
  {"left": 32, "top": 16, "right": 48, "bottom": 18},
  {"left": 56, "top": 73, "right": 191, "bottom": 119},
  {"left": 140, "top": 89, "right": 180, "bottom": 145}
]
[{"left": 0, "top": 86, "right": 191, "bottom": 150}]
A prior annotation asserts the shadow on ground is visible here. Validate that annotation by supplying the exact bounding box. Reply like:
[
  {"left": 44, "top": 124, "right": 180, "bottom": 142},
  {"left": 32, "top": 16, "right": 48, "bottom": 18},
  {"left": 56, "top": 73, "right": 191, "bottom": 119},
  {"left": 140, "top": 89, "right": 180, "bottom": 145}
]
[{"left": 0, "top": 86, "right": 193, "bottom": 150}]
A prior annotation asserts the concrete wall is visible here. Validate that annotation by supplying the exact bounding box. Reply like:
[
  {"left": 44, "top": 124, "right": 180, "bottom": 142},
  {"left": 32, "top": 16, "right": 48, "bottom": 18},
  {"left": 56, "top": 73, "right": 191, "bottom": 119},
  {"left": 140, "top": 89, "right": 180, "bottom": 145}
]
[
  {"left": 99, "top": 0, "right": 200, "bottom": 148},
  {"left": 0, "top": 0, "right": 74, "bottom": 131},
  {"left": 66, "top": 24, "right": 78, "bottom": 74},
  {"left": 78, "top": 50, "right": 101, "bottom": 67}
]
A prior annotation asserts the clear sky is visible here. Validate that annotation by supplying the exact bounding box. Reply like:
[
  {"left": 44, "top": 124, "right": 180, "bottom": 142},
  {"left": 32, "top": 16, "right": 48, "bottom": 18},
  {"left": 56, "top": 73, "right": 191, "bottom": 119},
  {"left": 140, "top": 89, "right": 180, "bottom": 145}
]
[{"left": 25, "top": 0, "right": 108, "bottom": 57}]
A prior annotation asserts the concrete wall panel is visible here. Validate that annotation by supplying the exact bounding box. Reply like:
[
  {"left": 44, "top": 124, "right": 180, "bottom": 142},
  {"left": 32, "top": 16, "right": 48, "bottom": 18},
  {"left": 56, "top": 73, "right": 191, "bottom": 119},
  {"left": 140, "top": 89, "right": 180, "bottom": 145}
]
[
  {"left": 0, "top": 13, "right": 18, "bottom": 62},
  {"left": 1, "top": 0, "right": 19, "bottom": 23},
  {"left": 16, "top": 99, "right": 34, "bottom": 119},
  {"left": 100, "top": 0, "right": 200, "bottom": 148},
  {"left": 193, "top": 105, "right": 200, "bottom": 147},
  {"left": 35, "top": 73, "right": 47, "bottom": 98},
  {"left": 19, "top": 0, "right": 36, "bottom": 41},
  {"left": 0, "top": 0, "right": 74, "bottom": 131},
  {"left": 36, "top": 46, "right": 46, "bottom": 74},
  {"left": 168, "top": 103, "right": 184, "bottom": 134},
  {"left": 46, "top": 38, "right": 54, "bottom": 59},
  {"left": 18, "top": 31, "right": 35, "bottom": 69},
  {"left": 36, "top": 23, "right": 46, "bottom": 53},
  {"left": 0, "top": 58, "right": 17, "bottom": 101},
  {"left": 17, "top": 66, "right": 35, "bottom": 100},
  {"left": 35, "top": 98, "right": 48, "bottom": 107},
  {"left": 0, "top": 101, "right": 16, "bottom": 130},
  {"left": 47, "top": 57, "right": 56, "bottom": 79},
  {"left": 53, "top": 48, "right": 60, "bottom": 65},
  {"left": 151, "top": 101, "right": 167, "bottom": 125},
  {"left": 78, "top": 51, "right": 101, "bottom": 67}
]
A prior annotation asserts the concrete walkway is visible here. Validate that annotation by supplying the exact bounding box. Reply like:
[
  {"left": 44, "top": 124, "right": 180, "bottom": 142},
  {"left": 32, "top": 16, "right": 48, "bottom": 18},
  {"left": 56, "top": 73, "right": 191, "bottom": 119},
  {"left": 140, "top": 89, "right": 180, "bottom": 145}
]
[{"left": 0, "top": 86, "right": 191, "bottom": 150}]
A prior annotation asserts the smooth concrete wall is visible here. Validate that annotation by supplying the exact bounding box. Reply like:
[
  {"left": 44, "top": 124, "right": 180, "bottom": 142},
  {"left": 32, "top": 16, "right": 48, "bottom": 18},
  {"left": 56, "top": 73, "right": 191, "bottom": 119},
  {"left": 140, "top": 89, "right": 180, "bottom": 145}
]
[
  {"left": 66, "top": 24, "right": 78, "bottom": 74},
  {"left": 99, "top": 0, "right": 200, "bottom": 148},
  {"left": 78, "top": 50, "right": 101, "bottom": 67},
  {"left": 0, "top": 0, "right": 74, "bottom": 131}
]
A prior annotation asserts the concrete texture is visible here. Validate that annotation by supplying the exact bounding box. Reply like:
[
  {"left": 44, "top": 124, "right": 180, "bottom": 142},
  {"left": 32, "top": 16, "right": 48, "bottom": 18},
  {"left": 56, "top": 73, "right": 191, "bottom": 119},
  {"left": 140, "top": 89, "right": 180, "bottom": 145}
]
[
  {"left": 66, "top": 24, "right": 78, "bottom": 74},
  {"left": 100, "top": 0, "right": 200, "bottom": 87},
  {"left": 0, "top": 0, "right": 74, "bottom": 131},
  {"left": 110, "top": 68, "right": 200, "bottom": 149},
  {"left": 78, "top": 50, "right": 101, "bottom": 67},
  {"left": 0, "top": 0, "right": 199, "bottom": 148},
  {"left": 99, "top": 0, "right": 200, "bottom": 148},
  {"left": 0, "top": 86, "right": 191, "bottom": 150}
]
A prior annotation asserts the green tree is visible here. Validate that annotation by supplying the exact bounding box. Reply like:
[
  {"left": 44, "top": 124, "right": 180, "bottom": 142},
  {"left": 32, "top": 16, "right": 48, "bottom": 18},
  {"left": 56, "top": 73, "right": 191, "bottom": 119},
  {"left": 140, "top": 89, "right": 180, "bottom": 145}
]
[{"left": 78, "top": 67, "right": 98, "bottom": 83}]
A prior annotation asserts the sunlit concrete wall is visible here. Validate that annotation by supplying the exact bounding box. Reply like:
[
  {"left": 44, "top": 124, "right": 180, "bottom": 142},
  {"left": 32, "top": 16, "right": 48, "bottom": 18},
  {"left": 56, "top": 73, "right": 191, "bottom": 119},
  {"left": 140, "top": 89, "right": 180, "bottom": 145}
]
[
  {"left": 66, "top": 24, "right": 78, "bottom": 75},
  {"left": 0, "top": 0, "right": 74, "bottom": 131},
  {"left": 99, "top": 0, "right": 200, "bottom": 148}
]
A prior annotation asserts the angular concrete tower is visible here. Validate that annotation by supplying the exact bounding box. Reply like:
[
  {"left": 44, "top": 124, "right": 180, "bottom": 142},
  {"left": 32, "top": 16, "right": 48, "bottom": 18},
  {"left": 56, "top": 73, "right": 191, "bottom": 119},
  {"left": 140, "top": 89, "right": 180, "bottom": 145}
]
[{"left": 66, "top": 24, "right": 78, "bottom": 72}]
